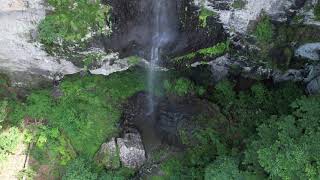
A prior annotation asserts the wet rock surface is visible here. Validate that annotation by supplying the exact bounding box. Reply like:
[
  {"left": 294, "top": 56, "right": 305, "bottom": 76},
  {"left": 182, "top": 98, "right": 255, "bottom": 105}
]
[{"left": 121, "top": 92, "right": 223, "bottom": 152}]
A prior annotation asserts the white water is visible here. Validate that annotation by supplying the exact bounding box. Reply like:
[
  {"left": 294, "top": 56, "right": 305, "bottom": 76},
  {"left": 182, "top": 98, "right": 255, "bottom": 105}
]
[{"left": 147, "top": 0, "right": 174, "bottom": 113}]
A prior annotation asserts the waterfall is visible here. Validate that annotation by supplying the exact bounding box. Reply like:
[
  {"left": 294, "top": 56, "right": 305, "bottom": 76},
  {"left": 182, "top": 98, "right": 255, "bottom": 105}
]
[{"left": 147, "top": 0, "right": 177, "bottom": 114}]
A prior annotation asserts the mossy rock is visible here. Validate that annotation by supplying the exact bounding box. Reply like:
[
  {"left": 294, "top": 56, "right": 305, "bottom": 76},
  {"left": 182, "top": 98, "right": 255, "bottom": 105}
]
[{"left": 94, "top": 138, "right": 121, "bottom": 170}]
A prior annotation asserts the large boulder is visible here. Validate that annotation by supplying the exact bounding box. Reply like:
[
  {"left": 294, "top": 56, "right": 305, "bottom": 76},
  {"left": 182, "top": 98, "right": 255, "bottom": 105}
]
[
  {"left": 306, "top": 76, "right": 320, "bottom": 94},
  {"left": 117, "top": 129, "right": 146, "bottom": 169},
  {"left": 95, "top": 128, "right": 146, "bottom": 170},
  {"left": 295, "top": 42, "right": 320, "bottom": 61}
]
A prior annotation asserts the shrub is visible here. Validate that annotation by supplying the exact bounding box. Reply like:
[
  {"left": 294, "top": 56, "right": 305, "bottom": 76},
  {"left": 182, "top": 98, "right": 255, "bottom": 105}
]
[
  {"left": 0, "top": 127, "right": 22, "bottom": 162},
  {"left": 62, "top": 158, "right": 98, "bottom": 180},
  {"left": 0, "top": 101, "right": 8, "bottom": 127},
  {"left": 205, "top": 156, "right": 242, "bottom": 180},
  {"left": 254, "top": 16, "right": 273, "bottom": 43},
  {"left": 164, "top": 78, "right": 196, "bottom": 96}
]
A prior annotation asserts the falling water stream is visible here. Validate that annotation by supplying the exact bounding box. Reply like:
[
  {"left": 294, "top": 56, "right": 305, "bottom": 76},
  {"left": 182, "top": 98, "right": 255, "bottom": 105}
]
[{"left": 147, "top": 0, "right": 174, "bottom": 114}]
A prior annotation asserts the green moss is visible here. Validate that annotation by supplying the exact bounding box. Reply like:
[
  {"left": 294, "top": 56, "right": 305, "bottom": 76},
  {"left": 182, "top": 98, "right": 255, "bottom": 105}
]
[
  {"left": 174, "top": 53, "right": 196, "bottom": 64},
  {"left": 127, "top": 56, "right": 142, "bottom": 65},
  {"left": 198, "top": 41, "right": 230, "bottom": 57},
  {"left": 232, "top": 0, "right": 247, "bottom": 9},
  {"left": 199, "top": 8, "right": 217, "bottom": 27},
  {"left": 173, "top": 41, "right": 229, "bottom": 65}
]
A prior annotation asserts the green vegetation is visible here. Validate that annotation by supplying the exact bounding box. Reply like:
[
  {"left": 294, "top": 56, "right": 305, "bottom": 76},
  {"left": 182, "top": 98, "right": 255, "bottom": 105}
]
[
  {"left": 0, "top": 99, "right": 22, "bottom": 163},
  {"left": 254, "top": 16, "right": 274, "bottom": 43},
  {"left": 3, "top": 68, "right": 146, "bottom": 178},
  {"left": 232, "top": 0, "right": 247, "bottom": 9},
  {"left": 160, "top": 80, "right": 306, "bottom": 179},
  {"left": 39, "top": 0, "right": 110, "bottom": 52},
  {"left": 198, "top": 41, "right": 230, "bottom": 57},
  {"left": 315, "top": 1, "right": 320, "bottom": 20},
  {"left": 245, "top": 95, "right": 320, "bottom": 179},
  {"left": 0, "top": 63, "right": 318, "bottom": 179},
  {"left": 0, "top": 127, "right": 22, "bottom": 162},
  {"left": 62, "top": 158, "right": 98, "bottom": 180},
  {"left": 164, "top": 77, "right": 205, "bottom": 96},
  {"left": 127, "top": 56, "right": 142, "bottom": 65},
  {"left": 174, "top": 41, "right": 229, "bottom": 65},
  {"left": 199, "top": 8, "right": 217, "bottom": 27},
  {"left": 205, "top": 156, "right": 243, "bottom": 180}
]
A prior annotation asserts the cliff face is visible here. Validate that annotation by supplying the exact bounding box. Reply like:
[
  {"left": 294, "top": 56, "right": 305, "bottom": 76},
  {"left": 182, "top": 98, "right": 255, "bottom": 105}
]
[
  {"left": 0, "top": 0, "right": 319, "bottom": 92},
  {"left": 0, "top": 0, "right": 80, "bottom": 86}
]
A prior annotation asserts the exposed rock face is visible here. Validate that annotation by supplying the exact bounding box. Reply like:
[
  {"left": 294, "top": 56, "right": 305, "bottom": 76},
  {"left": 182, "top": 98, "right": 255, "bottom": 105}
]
[
  {"left": 306, "top": 76, "right": 320, "bottom": 94},
  {"left": 104, "top": 0, "right": 179, "bottom": 58},
  {"left": 88, "top": 52, "right": 147, "bottom": 76},
  {"left": 295, "top": 42, "right": 320, "bottom": 61},
  {"left": 191, "top": 55, "right": 320, "bottom": 94},
  {"left": 117, "top": 128, "right": 146, "bottom": 169},
  {"left": 0, "top": 0, "right": 80, "bottom": 86},
  {"left": 195, "top": 0, "right": 306, "bottom": 33}
]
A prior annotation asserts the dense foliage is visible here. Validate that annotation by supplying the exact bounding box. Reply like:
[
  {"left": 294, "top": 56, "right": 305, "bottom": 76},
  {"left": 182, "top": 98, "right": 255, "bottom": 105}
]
[
  {"left": 245, "top": 95, "right": 320, "bottom": 179},
  {"left": 1, "top": 66, "right": 318, "bottom": 179},
  {"left": 159, "top": 80, "right": 309, "bottom": 179},
  {"left": 39, "top": 0, "right": 110, "bottom": 52},
  {"left": 4, "top": 69, "right": 146, "bottom": 178}
]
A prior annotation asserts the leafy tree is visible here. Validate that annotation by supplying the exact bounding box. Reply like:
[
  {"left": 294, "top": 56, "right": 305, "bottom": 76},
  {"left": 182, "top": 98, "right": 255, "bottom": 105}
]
[
  {"left": 212, "top": 81, "right": 303, "bottom": 146},
  {"left": 245, "top": 95, "right": 320, "bottom": 179},
  {"left": 205, "top": 156, "right": 242, "bottom": 180}
]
